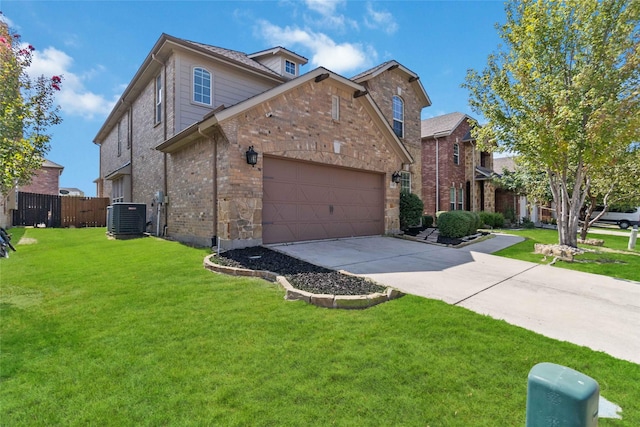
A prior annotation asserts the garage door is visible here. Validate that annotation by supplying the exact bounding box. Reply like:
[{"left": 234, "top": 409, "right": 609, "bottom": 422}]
[{"left": 263, "top": 157, "right": 384, "bottom": 244}]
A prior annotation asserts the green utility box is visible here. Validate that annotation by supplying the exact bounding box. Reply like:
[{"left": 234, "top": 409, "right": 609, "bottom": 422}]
[{"left": 526, "top": 363, "right": 599, "bottom": 427}]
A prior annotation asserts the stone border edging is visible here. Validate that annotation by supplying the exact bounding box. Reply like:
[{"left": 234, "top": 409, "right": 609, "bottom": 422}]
[{"left": 203, "top": 255, "right": 403, "bottom": 309}]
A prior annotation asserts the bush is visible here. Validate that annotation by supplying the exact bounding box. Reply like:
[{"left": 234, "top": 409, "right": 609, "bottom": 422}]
[
  {"left": 479, "top": 212, "right": 505, "bottom": 228},
  {"left": 438, "top": 211, "right": 473, "bottom": 238},
  {"left": 521, "top": 217, "right": 535, "bottom": 229},
  {"left": 399, "top": 191, "right": 424, "bottom": 230},
  {"left": 422, "top": 215, "right": 434, "bottom": 228}
]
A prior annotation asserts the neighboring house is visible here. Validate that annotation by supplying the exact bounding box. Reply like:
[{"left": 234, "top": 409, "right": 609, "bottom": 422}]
[
  {"left": 94, "top": 33, "right": 431, "bottom": 249},
  {"left": 18, "top": 159, "right": 64, "bottom": 196},
  {"left": 60, "top": 187, "right": 85, "bottom": 197},
  {"left": 420, "top": 112, "right": 496, "bottom": 216},
  {"left": 0, "top": 159, "right": 64, "bottom": 227}
]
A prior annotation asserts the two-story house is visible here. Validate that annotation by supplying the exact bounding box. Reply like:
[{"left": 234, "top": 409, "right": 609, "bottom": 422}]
[
  {"left": 94, "top": 33, "right": 431, "bottom": 249},
  {"left": 420, "top": 112, "right": 496, "bottom": 217}
]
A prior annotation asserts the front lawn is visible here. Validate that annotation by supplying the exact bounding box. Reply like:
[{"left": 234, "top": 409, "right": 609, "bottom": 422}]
[
  {"left": 1, "top": 228, "right": 638, "bottom": 426},
  {"left": 494, "top": 228, "right": 640, "bottom": 282}
]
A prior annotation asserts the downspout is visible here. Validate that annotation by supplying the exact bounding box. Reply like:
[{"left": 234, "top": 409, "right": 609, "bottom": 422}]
[
  {"left": 198, "top": 126, "right": 218, "bottom": 251},
  {"left": 435, "top": 137, "right": 439, "bottom": 213},
  {"left": 470, "top": 138, "right": 476, "bottom": 211},
  {"left": 152, "top": 53, "right": 168, "bottom": 234}
]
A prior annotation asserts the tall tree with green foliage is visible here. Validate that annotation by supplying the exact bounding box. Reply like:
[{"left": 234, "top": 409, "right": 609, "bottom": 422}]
[
  {"left": 0, "top": 16, "right": 62, "bottom": 194},
  {"left": 464, "top": 0, "right": 639, "bottom": 247}
]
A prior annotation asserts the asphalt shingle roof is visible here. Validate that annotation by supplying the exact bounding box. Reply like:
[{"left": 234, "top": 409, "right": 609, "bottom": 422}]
[{"left": 421, "top": 112, "right": 470, "bottom": 138}]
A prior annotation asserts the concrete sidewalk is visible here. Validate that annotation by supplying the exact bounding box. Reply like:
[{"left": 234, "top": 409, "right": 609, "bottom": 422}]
[{"left": 270, "top": 235, "right": 640, "bottom": 364}]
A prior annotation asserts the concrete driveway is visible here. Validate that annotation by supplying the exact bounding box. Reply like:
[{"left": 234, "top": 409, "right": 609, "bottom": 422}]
[{"left": 269, "top": 235, "right": 640, "bottom": 364}]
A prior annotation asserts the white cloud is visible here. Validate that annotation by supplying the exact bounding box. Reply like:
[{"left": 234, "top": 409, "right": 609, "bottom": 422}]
[
  {"left": 302, "top": 0, "right": 358, "bottom": 32},
  {"left": 27, "top": 46, "right": 116, "bottom": 119},
  {"left": 257, "top": 20, "right": 376, "bottom": 74},
  {"left": 304, "top": 0, "right": 343, "bottom": 16},
  {"left": 364, "top": 2, "right": 398, "bottom": 35}
]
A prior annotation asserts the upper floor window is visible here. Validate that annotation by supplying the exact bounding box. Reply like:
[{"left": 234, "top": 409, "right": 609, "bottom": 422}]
[
  {"left": 155, "top": 74, "right": 162, "bottom": 124},
  {"left": 392, "top": 96, "right": 404, "bottom": 138},
  {"left": 117, "top": 121, "right": 122, "bottom": 157},
  {"left": 453, "top": 143, "right": 460, "bottom": 165},
  {"left": 332, "top": 95, "right": 340, "bottom": 121},
  {"left": 193, "top": 67, "right": 212, "bottom": 105},
  {"left": 400, "top": 171, "right": 411, "bottom": 193},
  {"left": 285, "top": 60, "right": 296, "bottom": 75}
]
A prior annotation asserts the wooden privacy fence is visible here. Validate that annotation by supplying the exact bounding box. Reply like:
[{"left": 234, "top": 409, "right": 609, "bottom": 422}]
[
  {"left": 61, "top": 196, "right": 110, "bottom": 228},
  {"left": 12, "top": 192, "right": 110, "bottom": 228}
]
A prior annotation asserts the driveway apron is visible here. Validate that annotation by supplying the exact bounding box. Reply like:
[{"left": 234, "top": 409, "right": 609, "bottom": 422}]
[{"left": 270, "top": 235, "right": 640, "bottom": 364}]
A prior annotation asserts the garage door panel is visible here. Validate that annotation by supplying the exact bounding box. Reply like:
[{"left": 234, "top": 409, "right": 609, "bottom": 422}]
[{"left": 263, "top": 158, "right": 384, "bottom": 244}]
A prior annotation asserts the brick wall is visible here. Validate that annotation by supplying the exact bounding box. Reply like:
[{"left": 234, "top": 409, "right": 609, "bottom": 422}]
[
  {"left": 361, "top": 69, "right": 423, "bottom": 199},
  {"left": 19, "top": 166, "right": 61, "bottom": 195},
  {"left": 166, "top": 78, "right": 410, "bottom": 248}
]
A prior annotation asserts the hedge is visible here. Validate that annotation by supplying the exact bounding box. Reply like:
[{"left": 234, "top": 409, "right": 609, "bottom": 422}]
[
  {"left": 438, "top": 211, "right": 478, "bottom": 238},
  {"left": 399, "top": 191, "right": 424, "bottom": 230}
]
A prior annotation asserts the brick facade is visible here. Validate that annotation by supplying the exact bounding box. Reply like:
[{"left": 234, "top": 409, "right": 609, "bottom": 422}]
[
  {"left": 359, "top": 69, "right": 423, "bottom": 198},
  {"left": 421, "top": 117, "right": 496, "bottom": 216},
  {"left": 95, "top": 35, "right": 430, "bottom": 248},
  {"left": 19, "top": 163, "right": 63, "bottom": 195},
  {"left": 166, "top": 77, "right": 413, "bottom": 248}
]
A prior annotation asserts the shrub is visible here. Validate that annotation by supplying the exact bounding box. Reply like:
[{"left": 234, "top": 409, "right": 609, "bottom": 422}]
[
  {"left": 438, "top": 211, "right": 472, "bottom": 238},
  {"left": 399, "top": 191, "right": 424, "bottom": 230},
  {"left": 479, "top": 212, "right": 505, "bottom": 228},
  {"left": 521, "top": 217, "right": 535, "bottom": 229},
  {"left": 422, "top": 215, "right": 434, "bottom": 228}
]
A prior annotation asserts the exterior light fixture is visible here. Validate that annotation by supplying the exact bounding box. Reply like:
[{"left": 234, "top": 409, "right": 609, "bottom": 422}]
[
  {"left": 392, "top": 171, "right": 402, "bottom": 184},
  {"left": 246, "top": 146, "right": 258, "bottom": 167}
]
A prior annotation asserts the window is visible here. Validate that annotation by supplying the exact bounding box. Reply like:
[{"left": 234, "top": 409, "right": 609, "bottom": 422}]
[
  {"left": 193, "top": 67, "right": 211, "bottom": 105},
  {"left": 400, "top": 171, "right": 411, "bottom": 193},
  {"left": 458, "top": 188, "right": 464, "bottom": 210},
  {"left": 112, "top": 178, "right": 124, "bottom": 203},
  {"left": 155, "top": 74, "right": 162, "bottom": 124},
  {"left": 392, "top": 96, "right": 404, "bottom": 138},
  {"left": 450, "top": 187, "right": 456, "bottom": 211},
  {"left": 117, "top": 121, "right": 122, "bottom": 157},
  {"left": 285, "top": 60, "right": 296, "bottom": 75},
  {"left": 453, "top": 143, "right": 460, "bottom": 165},
  {"left": 331, "top": 95, "right": 340, "bottom": 121}
]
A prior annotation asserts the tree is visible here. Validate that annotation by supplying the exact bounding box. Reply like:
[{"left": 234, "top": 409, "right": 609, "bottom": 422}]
[
  {"left": 0, "top": 17, "right": 62, "bottom": 194},
  {"left": 464, "top": 0, "right": 639, "bottom": 247}
]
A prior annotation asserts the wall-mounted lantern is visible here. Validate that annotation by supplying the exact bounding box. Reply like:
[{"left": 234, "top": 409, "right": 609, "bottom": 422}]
[
  {"left": 246, "top": 146, "right": 258, "bottom": 167},
  {"left": 392, "top": 171, "right": 402, "bottom": 184}
]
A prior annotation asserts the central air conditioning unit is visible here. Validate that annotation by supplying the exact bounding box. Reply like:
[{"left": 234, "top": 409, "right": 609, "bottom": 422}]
[{"left": 106, "top": 203, "right": 147, "bottom": 236}]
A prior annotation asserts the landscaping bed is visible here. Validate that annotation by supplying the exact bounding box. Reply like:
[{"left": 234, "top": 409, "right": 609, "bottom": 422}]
[{"left": 215, "top": 246, "right": 386, "bottom": 296}]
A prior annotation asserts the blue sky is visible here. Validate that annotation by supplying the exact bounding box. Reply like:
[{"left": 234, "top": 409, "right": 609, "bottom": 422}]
[{"left": 1, "top": 0, "right": 506, "bottom": 196}]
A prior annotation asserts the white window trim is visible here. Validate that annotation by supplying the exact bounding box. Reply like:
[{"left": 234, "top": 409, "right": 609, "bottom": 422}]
[
  {"left": 285, "top": 60, "right": 296, "bottom": 75},
  {"left": 453, "top": 143, "right": 460, "bottom": 165},
  {"left": 450, "top": 187, "right": 456, "bottom": 211},
  {"left": 392, "top": 95, "right": 404, "bottom": 138},
  {"left": 458, "top": 187, "right": 464, "bottom": 210},
  {"left": 400, "top": 171, "right": 411, "bottom": 193},
  {"left": 155, "top": 74, "right": 162, "bottom": 124},
  {"left": 332, "top": 95, "right": 340, "bottom": 121},
  {"left": 193, "top": 67, "right": 212, "bottom": 106}
]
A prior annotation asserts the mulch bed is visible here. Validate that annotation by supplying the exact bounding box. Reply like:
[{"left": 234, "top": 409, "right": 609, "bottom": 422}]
[{"left": 215, "top": 246, "right": 386, "bottom": 296}]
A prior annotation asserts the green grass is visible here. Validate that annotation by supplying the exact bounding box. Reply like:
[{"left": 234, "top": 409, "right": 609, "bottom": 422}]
[
  {"left": 494, "top": 228, "right": 640, "bottom": 282},
  {"left": 1, "top": 228, "right": 638, "bottom": 426}
]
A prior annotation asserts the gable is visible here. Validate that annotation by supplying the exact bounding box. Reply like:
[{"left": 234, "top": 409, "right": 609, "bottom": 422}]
[{"left": 158, "top": 67, "right": 413, "bottom": 165}]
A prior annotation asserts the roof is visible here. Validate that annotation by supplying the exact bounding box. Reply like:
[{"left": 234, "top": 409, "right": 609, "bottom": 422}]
[
  {"left": 156, "top": 67, "right": 414, "bottom": 165},
  {"left": 351, "top": 60, "right": 431, "bottom": 108},
  {"left": 94, "top": 33, "right": 303, "bottom": 144},
  {"left": 493, "top": 156, "right": 517, "bottom": 173},
  {"left": 421, "top": 112, "right": 472, "bottom": 139},
  {"left": 181, "top": 38, "right": 285, "bottom": 79},
  {"left": 248, "top": 46, "right": 308, "bottom": 64},
  {"left": 42, "top": 159, "right": 64, "bottom": 169}
]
